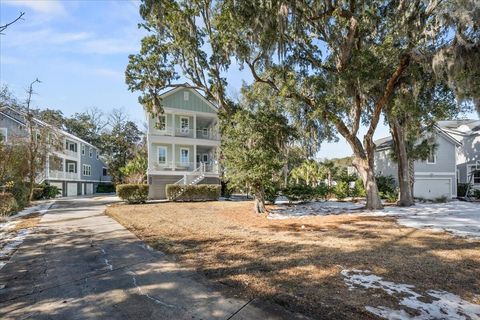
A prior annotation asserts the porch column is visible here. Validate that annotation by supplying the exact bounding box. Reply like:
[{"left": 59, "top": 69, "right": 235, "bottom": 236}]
[
  {"left": 194, "top": 144, "right": 197, "bottom": 170},
  {"left": 172, "top": 143, "right": 176, "bottom": 171},
  {"left": 46, "top": 156, "right": 50, "bottom": 180},
  {"left": 172, "top": 113, "right": 176, "bottom": 136},
  {"left": 193, "top": 114, "right": 197, "bottom": 138}
]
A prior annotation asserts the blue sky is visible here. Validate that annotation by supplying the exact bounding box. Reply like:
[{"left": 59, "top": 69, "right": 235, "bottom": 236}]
[{"left": 1, "top": 1, "right": 476, "bottom": 159}]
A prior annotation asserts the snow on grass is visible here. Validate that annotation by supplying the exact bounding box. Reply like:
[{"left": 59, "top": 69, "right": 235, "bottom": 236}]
[
  {"left": 363, "top": 201, "right": 480, "bottom": 238},
  {"left": 342, "top": 269, "right": 480, "bottom": 320},
  {"left": 268, "top": 201, "right": 363, "bottom": 219}
]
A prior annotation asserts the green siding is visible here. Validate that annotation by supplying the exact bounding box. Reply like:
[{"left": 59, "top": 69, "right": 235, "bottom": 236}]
[
  {"left": 149, "top": 114, "right": 173, "bottom": 133},
  {"left": 176, "top": 144, "right": 194, "bottom": 164},
  {"left": 162, "top": 88, "right": 216, "bottom": 114},
  {"left": 151, "top": 143, "right": 173, "bottom": 164}
]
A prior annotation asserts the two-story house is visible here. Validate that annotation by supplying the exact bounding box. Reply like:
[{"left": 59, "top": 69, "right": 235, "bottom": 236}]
[
  {"left": 374, "top": 126, "right": 460, "bottom": 200},
  {"left": 438, "top": 120, "right": 480, "bottom": 189},
  {"left": 146, "top": 86, "right": 221, "bottom": 199},
  {"left": 0, "top": 106, "right": 112, "bottom": 197}
]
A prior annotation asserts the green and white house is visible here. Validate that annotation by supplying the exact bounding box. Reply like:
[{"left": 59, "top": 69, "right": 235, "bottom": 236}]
[{"left": 146, "top": 86, "right": 221, "bottom": 199}]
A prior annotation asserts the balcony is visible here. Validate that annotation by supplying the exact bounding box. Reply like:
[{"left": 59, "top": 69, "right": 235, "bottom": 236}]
[
  {"left": 150, "top": 161, "right": 219, "bottom": 174},
  {"left": 49, "top": 170, "right": 78, "bottom": 180},
  {"left": 150, "top": 127, "right": 219, "bottom": 140}
]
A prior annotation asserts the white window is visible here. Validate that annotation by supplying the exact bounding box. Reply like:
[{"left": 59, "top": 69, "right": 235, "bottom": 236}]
[
  {"left": 81, "top": 144, "right": 85, "bottom": 155},
  {"left": 157, "top": 115, "right": 166, "bottom": 130},
  {"left": 0, "top": 128, "right": 7, "bottom": 142},
  {"left": 180, "top": 117, "right": 189, "bottom": 133},
  {"left": 89, "top": 148, "right": 93, "bottom": 158},
  {"left": 180, "top": 148, "right": 189, "bottom": 165},
  {"left": 426, "top": 149, "right": 436, "bottom": 164},
  {"left": 158, "top": 146, "right": 167, "bottom": 165},
  {"left": 83, "top": 164, "right": 91, "bottom": 176},
  {"left": 184, "top": 91, "right": 189, "bottom": 101},
  {"left": 67, "top": 163, "right": 76, "bottom": 173}
]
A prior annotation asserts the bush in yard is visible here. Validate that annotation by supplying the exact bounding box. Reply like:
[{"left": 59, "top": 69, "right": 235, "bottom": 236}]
[
  {"left": 116, "top": 184, "right": 149, "bottom": 204},
  {"left": 166, "top": 184, "right": 221, "bottom": 201},
  {"left": 457, "top": 183, "right": 470, "bottom": 197},
  {"left": 32, "top": 187, "right": 44, "bottom": 200},
  {"left": 333, "top": 181, "right": 349, "bottom": 200},
  {"left": 97, "top": 183, "right": 115, "bottom": 193},
  {"left": 350, "top": 179, "right": 366, "bottom": 199},
  {"left": 376, "top": 175, "right": 397, "bottom": 199},
  {"left": 282, "top": 185, "right": 316, "bottom": 202},
  {"left": 7, "top": 182, "right": 29, "bottom": 210},
  {"left": 314, "top": 183, "right": 331, "bottom": 201},
  {"left": 0, "top": 192, "right": 18, "bottom": 216},
  {"left": 265, "top": 184, "right": 281, "bottom": 204}
]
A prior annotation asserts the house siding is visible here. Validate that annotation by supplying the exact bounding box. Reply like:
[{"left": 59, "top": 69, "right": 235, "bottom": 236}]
[
  {"left": 80, "top": 144, "right": 111, "bottom": 182},
  {"left": 162, "top": 88, "right": 216, "bottom": 114}
]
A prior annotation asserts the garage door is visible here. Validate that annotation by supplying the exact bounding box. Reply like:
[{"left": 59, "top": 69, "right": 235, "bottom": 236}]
[
  {"left": 414, "top": 179, "right": 451, "bottom": 199},
  {"left": 50, "top": 182, "right": 63, "bottom": 197},
  {"left": 67, "top": 183, "right": 78, "bottom": 197},
  {"left": 85, "top": 183, "right": 94, "bottom": 195}
]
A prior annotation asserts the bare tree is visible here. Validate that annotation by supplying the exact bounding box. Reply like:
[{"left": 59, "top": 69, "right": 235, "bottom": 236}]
[{"left": 0, "top": 12, "right": 25, "bottom": 34}]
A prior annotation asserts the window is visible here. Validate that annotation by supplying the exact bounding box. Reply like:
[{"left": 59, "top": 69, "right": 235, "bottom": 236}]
[
  {"left": 157, "top": 115, "right": 166, "bottom": 130},
  {"left": 0, "top": 128, "right": 7, "bottom": 142},
  {"left": 158, "top": 146, "right": 167, "bottom": 165},
  {"left": 202, "top": 128, "right": 208, "bottom": 136},
  {"left": 83, "top": 164, "right": 91, "bottom": 176},
  {"left": 180, "top": 148, "right": 189, "bottom": 165},
  {"left": 202, "top": 154, "right": 208, "bottom": 162},
  {"left": 180, "top": 117, "right": 189, "bottom": 133},
  {"left": 102, "top": 167, "right": 108, "bottom": 176},
  {"left": 96, "top": 153, "right": 99, "bottom": 160},
  {"left": 426, "top": 149, "right": 436, "bottom": 164},
  {"left": 471, "top": 164, "right": 480, "bottom": 184},
  {"left": 184, "top": 91, "right": 189, "bottom": 101},
  {"left": 89, "top": 148, "right": 93, "bottom": 158},
  {"left": 81, "top": 145, "right": 85, "bottom": 155},
  {"left": 67, "top": 163, "right": 76, "bottom": 173}
]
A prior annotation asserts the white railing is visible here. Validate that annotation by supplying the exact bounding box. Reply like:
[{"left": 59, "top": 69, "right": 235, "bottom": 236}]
[
  {"left": 63, "top": 149, "right": 77, "bottom": 158},
  {"left": 150, "top": 161, "right": 218, "bottom": 173},
  {"left": 49, "top": 170, "right": 78, "bottom": 180},
  {"left": 174, "top": 164, "right": 205, "bottom": 185},
  {"left": 196, "top": 128, "right": 219, "bottom": 140},
  {"left": 150, "top": 126, "right": 219, "bottom": 140}
]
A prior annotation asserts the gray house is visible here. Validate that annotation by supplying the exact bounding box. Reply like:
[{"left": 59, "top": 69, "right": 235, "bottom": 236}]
[
  {"left": 374, "top": 127, "right": 460, "bottom": 200},
  {"left": 438, "top": 120, "right": 480, "bottom": 189},
  {"left": 0, "top": 106, "right": 112, "bottom": 196}
]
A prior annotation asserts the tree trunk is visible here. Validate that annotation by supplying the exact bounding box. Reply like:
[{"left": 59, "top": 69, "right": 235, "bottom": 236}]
[
  {"left": 253, "top": 185, "right": 267, "bottom": 214},
  {"left": 408, "top": 159, "right": 415, "bottom": 198},
  {"left": 354, "top": 159, "right": 383, "bottom": 210},
  {"left": 390, "top": 119, "right": 414, "bottom": 206}
]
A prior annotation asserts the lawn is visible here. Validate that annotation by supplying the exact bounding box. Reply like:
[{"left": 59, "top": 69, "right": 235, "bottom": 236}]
[{"left": 106, "top": 201, "right": 480, "bottom": 319}]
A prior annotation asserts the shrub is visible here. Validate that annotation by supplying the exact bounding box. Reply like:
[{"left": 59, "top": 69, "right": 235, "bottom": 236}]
[
  {"left": 97, "top": 183, "right": 115, "bottom": 193},
  {"left": 166, "top": 184, "right": 221, "bottom": 201},
  {"left": 116, "top": 184, "right": 149, "bottom": 204},
  {"left": 333, "top": 181, "right": 349, "bottom": 200},
  {"left": 265, "top": 184, "right": 280, "bottom": 204},
  {"left": 314, "top": 183, "right": 331, "bottom": 201},
  {"left": 473, "top": 189, "right": 480, "bottom": 199},
  {"left": 457, "top": 183, "right": 470, "bottom": 197},
  {"left": 32, "top": 187, "right": 44, "bottom": 200},
  {"left": 376, "top": 175, "right": 398, "bottom": 200},
  {"left": 282, "top": 185, "right": 316, "bottom": 202},
  {"left": 383, "top": 191, "right": 398, "bottom": 203},
  {"left": 7, "top": 182, "right": 29, "bottom": 210},
  {"left": 350, "top": 179, "right": 366, "bottom": 199},
  {"left": 32, "top": 184, "right": 61, "bottom": 200},
  {"left": 221, "top": 180, "right": 233, "bottom": 198},
  {"left": 0, "top": 193, "right": 18, "bottom": 216}
]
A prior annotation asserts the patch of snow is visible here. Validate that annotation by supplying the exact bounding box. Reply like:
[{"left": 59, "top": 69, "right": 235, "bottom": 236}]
[
  {"left": 8, "top": 200, "right": 55, "bottom": 219},
  {"left": 363, "top": 201, "right": 480, "bottom": 238},
  {"left": 268, "top": 201, "right": 364, "bottom": 219},
  {"left": 342, "top": 269, "right": 480, "bottom": 320},
  {"left": 0, "top": 229, "right": 31, "bottom": 270}
]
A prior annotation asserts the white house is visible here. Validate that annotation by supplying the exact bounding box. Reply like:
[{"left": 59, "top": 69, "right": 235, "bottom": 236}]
[{"left": 146, "top": 86, "right": 221, "bottom": 199}]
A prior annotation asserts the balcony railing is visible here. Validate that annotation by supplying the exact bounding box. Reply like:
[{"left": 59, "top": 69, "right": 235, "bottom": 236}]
[
  {"left": 63, "top": 149, "right": 77, "bottom": 158},
  {"left": 150, "top": 126, "right": 219, "bottom": 140},
  {"left": 49, "top": 170, "right": 78, "bottom": 180},
  {"left": 150, "top": 161, "right": 219, "bottom": 173}
]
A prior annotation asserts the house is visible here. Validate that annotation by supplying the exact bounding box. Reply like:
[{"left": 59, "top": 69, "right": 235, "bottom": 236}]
[
  {"left": 0, "top": 106, "right": 112, "bottom": 196},
  {"left": 146, "top": 86, "right": 221, "bottom": 199},
  {"left": 438, "top": 120, "right": 480, "bottom": 189},
  {"left": 374, "top": 127, "right": 460, "bottom": 200}
]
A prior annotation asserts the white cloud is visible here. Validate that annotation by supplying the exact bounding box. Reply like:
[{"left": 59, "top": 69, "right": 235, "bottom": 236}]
[
  {"left": 80, "top": 38, "right": 139, "bottom": 55},
  {"left": 4, "top": 28, "right": 92, "bottom": 47},
  {"left": 3, "top": 0, "right": 66, "bottom": 15}
]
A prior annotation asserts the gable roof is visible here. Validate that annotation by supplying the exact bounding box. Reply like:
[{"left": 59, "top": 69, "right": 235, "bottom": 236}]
[
  {"left": 437, "top": 119, "right": 480, "bottom": 136},
  {"left": 374, "top": 125, "right": 461, "bottom": 151},
  {"left": 159, "top": 84, "right": 218, "bottom": 113},
  {"left": 0, "top": 106, "right": 99, "bottom": 149}
]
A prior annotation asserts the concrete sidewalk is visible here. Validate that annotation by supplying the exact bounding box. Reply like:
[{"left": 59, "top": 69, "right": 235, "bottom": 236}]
[{"left": 0, "top": 196, "right": 307, "bottom": 319}]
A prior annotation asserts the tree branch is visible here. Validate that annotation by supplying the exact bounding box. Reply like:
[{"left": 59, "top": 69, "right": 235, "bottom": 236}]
[{"left": 0, "top": 12, "right": 25, "bottom": 34}]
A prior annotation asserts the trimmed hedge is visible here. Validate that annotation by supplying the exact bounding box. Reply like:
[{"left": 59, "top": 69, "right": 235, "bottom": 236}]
[
  {"left": 166, "top": 184, "right": 221, "bottom": 201},
  {"left": 116, "top": 184, "right": 149, "bottom": 204},
  {"left": 97, "top": 183, "right": 115, "bottom": 193},
  {"left": 0, "top": 193, "right": 17, "bottom": 216}
]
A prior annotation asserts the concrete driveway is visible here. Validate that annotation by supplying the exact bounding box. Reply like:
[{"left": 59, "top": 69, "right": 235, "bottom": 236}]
[{"left": 0, "top": 196, "right": 307, "bottom": 320}]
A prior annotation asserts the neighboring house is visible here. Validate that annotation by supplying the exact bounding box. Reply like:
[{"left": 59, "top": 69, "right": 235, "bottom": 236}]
[
  {"left": 0, "top": 106, "right": 112, "bottom": 196},
  {"left": 438, "top": 120, "right": 480, "bottom": 189},
  {"left": 146, "top": 86, "right": 221, "bottom": 199},
  {"left": 374, "top": 127, "right": 460, "bottom": 200}
]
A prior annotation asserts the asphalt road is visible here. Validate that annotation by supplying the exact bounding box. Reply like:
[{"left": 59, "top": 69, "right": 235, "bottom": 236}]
[{"left": 0, "top": 196, "right": 307, "bottom": 320}]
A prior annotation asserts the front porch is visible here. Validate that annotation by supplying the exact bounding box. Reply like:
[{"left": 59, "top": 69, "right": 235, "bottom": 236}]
[{"left": 149, "top": 143, "right": 219, "bottom": 174}]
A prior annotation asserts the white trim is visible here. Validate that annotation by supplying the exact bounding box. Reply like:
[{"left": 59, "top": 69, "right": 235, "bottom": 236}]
[
  {"left": 180, "top": 116, "right": 189, "bottom": 133},
  {"left": 415, "top": 172, "right": 456, "bottom": 175},
  {"left": 67, "top": 163, "right": 76, "bottom": 173},
  {"left": 89, "top": 148, "right": 93, "bottom": 158},
  {"left": 81, "top": 144, "right": 85, "bottom": 155},
  {"left": 184, "top": 91, "right": 189, "bottom": 101},
  {"left": 157, "top": 114, "right": 166, "bottom": 131},
  {"left": 0, "top": 127, "right": 7, "bottom": 142},
  {"left": 157, "top": 146, "right": 167, "bottom": 165},
  {"left": 163, "top": 107, "right": 217, "bottom": 118},
  {"left": 180, "top": 147, "right": 189, "bottom": 165},
  {"left": 82, "top": 164, "right": 91, "bottom": 176},
  {"left": 426, "top": 150, "right": 436, "bottom": 164},
  {"left": 467, "top": 164, "right": 480, "bottom": 185}
]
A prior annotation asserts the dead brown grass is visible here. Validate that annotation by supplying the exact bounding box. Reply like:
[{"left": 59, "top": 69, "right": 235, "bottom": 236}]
[
  {"left": 13, "top": 213, "right": 41, "bottom": 231},
  {"left": 106, "top": 201, "right": 480, "bottom": 319}
]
